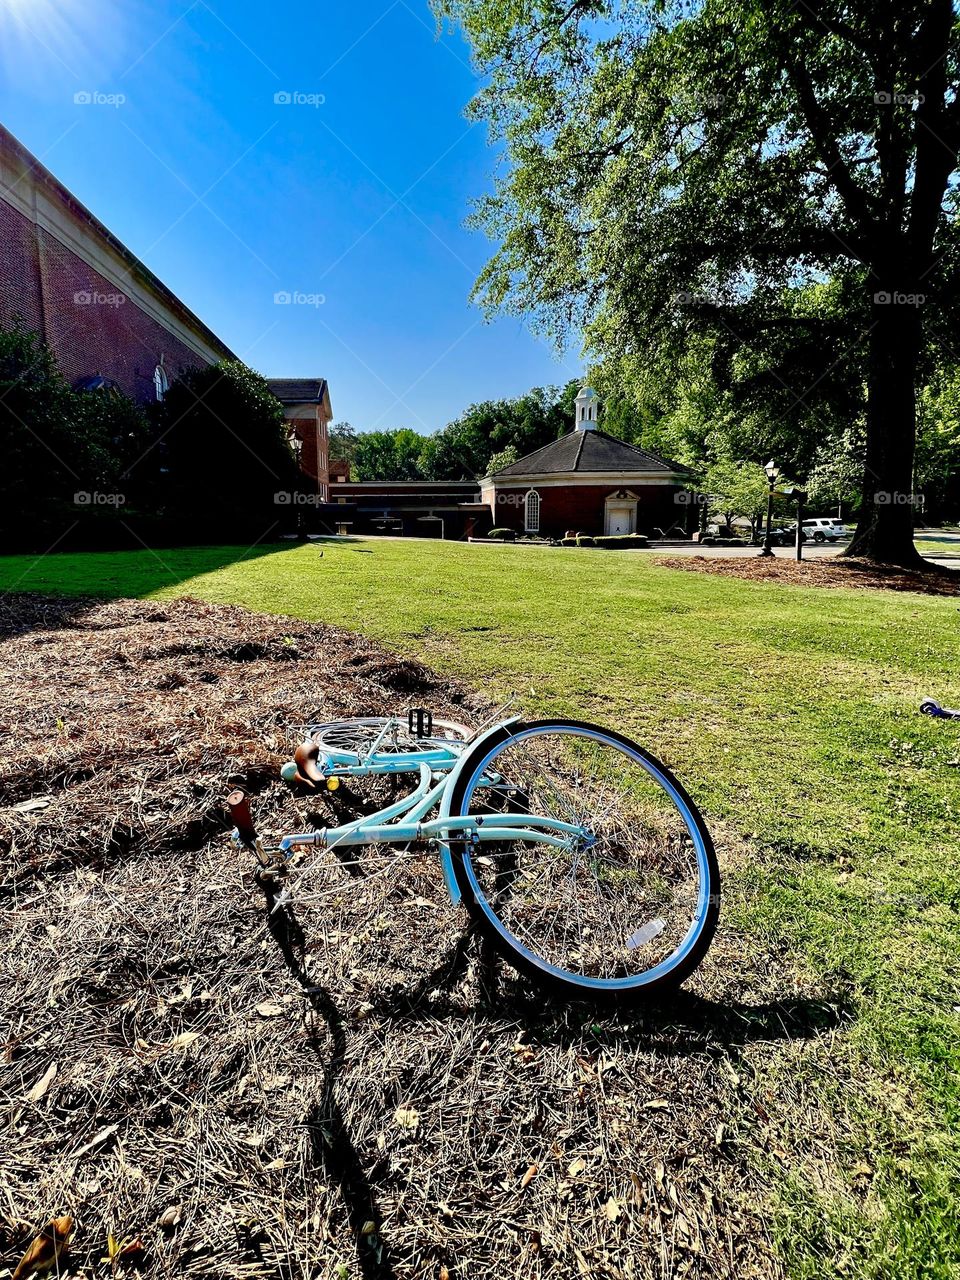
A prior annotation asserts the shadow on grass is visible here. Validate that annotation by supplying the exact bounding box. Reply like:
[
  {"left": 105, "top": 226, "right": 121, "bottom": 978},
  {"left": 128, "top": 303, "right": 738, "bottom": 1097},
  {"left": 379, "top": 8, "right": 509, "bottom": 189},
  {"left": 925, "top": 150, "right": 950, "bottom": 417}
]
[{"left": 0, "top": 540, "right": 298, "bottom": 639}]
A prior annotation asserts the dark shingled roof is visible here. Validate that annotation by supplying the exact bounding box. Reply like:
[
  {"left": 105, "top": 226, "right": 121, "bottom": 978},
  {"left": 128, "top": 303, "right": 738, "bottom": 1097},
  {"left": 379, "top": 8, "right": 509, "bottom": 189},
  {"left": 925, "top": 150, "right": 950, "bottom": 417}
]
[
  {"left": 266, "top": 378, "right": 328, "bottom": 404},
  {"left": 485, "top": 429, "right": 688, "bottom": 479}
]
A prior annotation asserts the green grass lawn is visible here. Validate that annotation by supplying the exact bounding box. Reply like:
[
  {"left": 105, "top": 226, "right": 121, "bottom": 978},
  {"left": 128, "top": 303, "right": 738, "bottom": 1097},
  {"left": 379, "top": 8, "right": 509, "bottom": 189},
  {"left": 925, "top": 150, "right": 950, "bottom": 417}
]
[{"left": 2, "top": 536, "right": 959, "bottom": 1276}]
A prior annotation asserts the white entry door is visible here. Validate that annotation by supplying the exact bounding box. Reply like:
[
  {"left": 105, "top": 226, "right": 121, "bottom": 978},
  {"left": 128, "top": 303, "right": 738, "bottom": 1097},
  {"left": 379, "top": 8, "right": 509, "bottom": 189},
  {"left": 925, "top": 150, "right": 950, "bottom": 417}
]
[{"left": 605, "top": 505, "right": 635, "bottom": 535}]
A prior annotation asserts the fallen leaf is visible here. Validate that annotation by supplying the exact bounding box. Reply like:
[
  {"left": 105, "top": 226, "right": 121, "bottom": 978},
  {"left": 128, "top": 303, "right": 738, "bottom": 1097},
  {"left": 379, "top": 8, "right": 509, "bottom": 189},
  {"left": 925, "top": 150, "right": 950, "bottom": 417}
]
[
  {"left": 75, "top": 1123, "right": 119, "bottom": 1157},
  {"left": 166, "top": 1032, "right": 202, "bottom": 1052},
  {"left": 604, "top": 1196, "right": 622, "bottom": 1222},
  {"left": 715, "top": 1123, "right": 726, "bottom": 1146},
  {"left": 13, "top": 1217, "right": 73, "bottom": 1280},
  {"left": 394, "top": 1107, "right": 420, "bottom": 1131},
  {"left": 26, "top": 1062, "right": 57, "bottom": 1102},
  {"left": 158, "top": 1205, "right": 182, "bottom": 1228},
  {"left": 644, "top": 1098, "right": 670, "bottom": 1110},
  {"left": 360, "top": 1220, "right": 377, "bottom": 1236},
  {"left": 520, "top": 1163, "right": 538, "bottom": 1188},
  {"left": 567, "top": 1158, "right": 586, "bottom": 1177}
]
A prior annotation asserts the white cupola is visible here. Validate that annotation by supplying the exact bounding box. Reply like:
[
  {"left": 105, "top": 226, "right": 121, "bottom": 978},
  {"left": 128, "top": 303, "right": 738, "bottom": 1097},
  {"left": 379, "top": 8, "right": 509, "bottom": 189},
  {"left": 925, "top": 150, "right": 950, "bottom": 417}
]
[{"left": 574, "top": 384, "right": 599, "bottom": 431}]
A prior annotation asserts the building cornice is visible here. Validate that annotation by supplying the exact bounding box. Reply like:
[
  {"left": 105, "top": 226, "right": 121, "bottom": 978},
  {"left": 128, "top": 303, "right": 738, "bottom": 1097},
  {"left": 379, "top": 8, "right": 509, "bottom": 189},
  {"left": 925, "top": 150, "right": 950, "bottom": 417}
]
[{"left": 0, "top": 124, "right": 236, "bottom": 367}]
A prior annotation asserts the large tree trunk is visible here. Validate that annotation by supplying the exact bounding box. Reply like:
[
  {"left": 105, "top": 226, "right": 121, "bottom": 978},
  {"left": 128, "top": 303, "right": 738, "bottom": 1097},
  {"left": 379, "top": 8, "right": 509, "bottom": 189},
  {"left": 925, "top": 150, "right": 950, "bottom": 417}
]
[{"left": 844, "top": 289, "right": 926, "bottom": 567}]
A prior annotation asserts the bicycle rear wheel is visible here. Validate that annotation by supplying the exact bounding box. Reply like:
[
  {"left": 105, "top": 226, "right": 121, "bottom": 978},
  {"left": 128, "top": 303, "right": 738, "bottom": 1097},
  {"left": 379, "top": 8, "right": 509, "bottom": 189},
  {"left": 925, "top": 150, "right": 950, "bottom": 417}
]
[
  {"left": 447, "top": 720, "right": 719, "bottom": 1002},
  {"left": 305, "top": 717, "right": 470, "bottom": 766}
]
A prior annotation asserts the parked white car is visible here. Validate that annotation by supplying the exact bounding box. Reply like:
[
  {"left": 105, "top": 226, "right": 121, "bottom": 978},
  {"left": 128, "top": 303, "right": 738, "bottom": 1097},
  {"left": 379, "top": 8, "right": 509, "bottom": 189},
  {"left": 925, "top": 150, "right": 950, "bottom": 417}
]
[{"left": 786, "top": 518, "right": 849, "bottom": 543}]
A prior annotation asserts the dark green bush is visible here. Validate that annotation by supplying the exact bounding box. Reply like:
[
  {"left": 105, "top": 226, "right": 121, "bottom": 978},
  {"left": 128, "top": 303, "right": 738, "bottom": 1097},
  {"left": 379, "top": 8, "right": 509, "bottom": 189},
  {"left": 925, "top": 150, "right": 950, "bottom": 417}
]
[
  {"left": 155, "top": 360, "right": 299, "bottom": 536},
  {"left": 592, "top": 534, "right": 649, "bottom": 549},
  {"left": 487, "top": 527, "right": 518, "bottom": 541}
]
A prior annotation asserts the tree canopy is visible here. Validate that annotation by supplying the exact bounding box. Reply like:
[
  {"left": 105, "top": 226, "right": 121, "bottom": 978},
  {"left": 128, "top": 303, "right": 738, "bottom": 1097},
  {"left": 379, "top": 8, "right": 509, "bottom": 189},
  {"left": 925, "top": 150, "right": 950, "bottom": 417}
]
[
  {"left": 435, "top": 0, "right": 960, "bottom": 564},
  {"left": 346, "top": 382, "right": 580, "bottom": 481}
]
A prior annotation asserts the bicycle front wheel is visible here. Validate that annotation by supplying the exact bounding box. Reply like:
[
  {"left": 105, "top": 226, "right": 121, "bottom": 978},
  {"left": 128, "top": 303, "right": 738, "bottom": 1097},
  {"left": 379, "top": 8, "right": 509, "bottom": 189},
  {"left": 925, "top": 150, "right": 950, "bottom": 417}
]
[{"left": 447, "top": 720, "right": 719, "bottom": 1002}]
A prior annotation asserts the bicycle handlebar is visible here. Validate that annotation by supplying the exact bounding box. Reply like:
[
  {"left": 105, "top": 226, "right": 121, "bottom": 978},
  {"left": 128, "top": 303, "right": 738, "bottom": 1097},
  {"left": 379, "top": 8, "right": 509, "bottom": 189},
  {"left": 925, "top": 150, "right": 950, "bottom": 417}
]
[
  {"left": 227, "top": 789, "right": 257, "bottom": 842},
  {"left": 294, "top": 740, "right": 325, "bottom": 784}
]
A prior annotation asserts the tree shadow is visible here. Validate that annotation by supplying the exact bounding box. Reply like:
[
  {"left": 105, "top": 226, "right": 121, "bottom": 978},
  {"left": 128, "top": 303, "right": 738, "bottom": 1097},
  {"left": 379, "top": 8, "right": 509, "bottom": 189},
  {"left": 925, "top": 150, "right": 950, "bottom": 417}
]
[{"left": 0, "top": 539, "right": 298, "bottom": 636}]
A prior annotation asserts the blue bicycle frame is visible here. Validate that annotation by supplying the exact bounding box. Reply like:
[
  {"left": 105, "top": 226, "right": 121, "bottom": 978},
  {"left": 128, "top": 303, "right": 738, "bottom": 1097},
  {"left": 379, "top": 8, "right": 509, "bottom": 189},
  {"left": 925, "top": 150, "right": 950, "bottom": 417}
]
[{"left": 268, "top": 719, "right": 589, "bottom": 906}]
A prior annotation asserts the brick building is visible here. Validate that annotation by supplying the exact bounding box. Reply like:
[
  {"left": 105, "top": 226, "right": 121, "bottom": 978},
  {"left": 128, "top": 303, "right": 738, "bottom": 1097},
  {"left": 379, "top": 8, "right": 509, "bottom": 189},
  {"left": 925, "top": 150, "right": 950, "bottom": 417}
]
[
  {"left": 265, "top": 379, "right": 332, "bottom": 496},
  {"left": 0, "top": 123, "right": 330, "bottom": 497},
  {"left": 328, "top": 480, "right": 488, "bottom": 539},
  {"left": 0, "top": 123, "right": 236, "bottom": 402},
  {"left": 480, "top": 386, "right": 691, "bottom": 539}
]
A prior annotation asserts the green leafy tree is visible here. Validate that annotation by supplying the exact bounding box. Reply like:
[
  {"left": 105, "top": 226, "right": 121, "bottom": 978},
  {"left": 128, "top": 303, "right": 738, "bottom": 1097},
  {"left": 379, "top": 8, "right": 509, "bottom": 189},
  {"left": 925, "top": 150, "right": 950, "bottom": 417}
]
[
  {"left": 805, "top": 429, "right": 866, "bottom": 519},
  {"left": 157, "top": 361, "right": 298, "bottom": 531},
  {"left": 437, "top": 0, "right": 960, "bottom": 565},
  {"left": 485, "top": 444, "right": 519, "bottom": 474},
  {"left": 0, "top": 322, "right": 149, "bottom": 541},
  {"left": 353, "top": 428, "right": 428, "bottom": 481},
  {"left": 423, "top": 382, "right": 579, "bottom": 479},
  {"left": 0, "top": 322, "right": 78, "bottom": 535},
  {"left": 916, "top": 369, "right": 960, "bottom": 520},
  {"left": 329, "top": 421, "right": 358, "bottom": 467},
  {"left": 703, "top": 459, "right": 771, "bottom": 536}
]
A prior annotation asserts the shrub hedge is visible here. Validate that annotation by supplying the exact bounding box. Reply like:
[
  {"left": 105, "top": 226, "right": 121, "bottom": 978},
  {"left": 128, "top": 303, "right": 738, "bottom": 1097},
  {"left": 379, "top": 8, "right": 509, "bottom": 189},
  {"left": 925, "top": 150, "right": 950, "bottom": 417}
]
[{"left": 559, "top": 534, "right": 649, "bottom": 549}]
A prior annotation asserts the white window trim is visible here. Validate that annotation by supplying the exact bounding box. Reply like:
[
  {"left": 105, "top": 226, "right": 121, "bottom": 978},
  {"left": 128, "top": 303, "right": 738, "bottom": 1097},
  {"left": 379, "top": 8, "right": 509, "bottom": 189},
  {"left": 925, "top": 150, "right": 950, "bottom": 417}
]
[{"left": 524, "top": 489, "right": 541, "bottom": 533}]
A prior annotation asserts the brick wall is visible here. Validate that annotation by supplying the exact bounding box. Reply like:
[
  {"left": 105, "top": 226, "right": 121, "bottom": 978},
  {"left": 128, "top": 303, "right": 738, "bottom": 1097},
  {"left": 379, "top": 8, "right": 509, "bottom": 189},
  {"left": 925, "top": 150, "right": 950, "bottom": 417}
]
[
  {"left": 490, "top": 483, "right": 687, "bottom": 537},
  {"left": 0, "top": 197, "right": 213, "bottom": 403}
]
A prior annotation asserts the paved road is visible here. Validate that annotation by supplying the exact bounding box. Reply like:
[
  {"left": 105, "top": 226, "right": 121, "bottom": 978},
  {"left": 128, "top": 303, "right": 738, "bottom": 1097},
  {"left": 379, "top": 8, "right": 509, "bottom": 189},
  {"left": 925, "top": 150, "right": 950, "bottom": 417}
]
[{"left": 657, "top": 529, "right": 960, "bottom": 570}]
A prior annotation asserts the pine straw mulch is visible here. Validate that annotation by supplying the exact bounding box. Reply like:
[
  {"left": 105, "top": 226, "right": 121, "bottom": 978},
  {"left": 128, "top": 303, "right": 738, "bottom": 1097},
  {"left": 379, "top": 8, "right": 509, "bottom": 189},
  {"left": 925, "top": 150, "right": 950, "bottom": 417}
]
[
  {"left": 0, "top": 595, "right": 847, "bottom": 1280},
  {"left": 654, "top": 555, "right": 960, "bottom": 596}
]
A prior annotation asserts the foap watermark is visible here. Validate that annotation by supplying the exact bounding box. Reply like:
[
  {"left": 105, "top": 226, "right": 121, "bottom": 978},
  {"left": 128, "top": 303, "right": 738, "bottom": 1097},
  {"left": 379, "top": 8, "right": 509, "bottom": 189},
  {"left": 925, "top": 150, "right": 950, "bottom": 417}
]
[
  {"left": 874, "top": 491, "right": 923, "bottom": 506},
  {"left": 275, "top": 491, "right": 325, "bottom": 506},
  {"left": 674, "top": 490, "right": 709, "bottom": 506},
  {"left": 873, "top": 290, "right": 926, "bottom": 307},
  {"left": 496, "top": 493, "right": 526, "bottom": 506},
  {"left": 74, "top": 90, "right": 126, "bottom": 108},
  {"left": 274, "top": 290, "right": 325, "bottom": 307},
  {"left": 74, "top": 491, "right": 125, "bottom": 507},
  {"left": 874, "top": 91, "right": 925, "bottom": 106},
  {"left": 73, "top": 289, "right": 126, "bottom": 307},
  {"left": 274, "top": 90, "right": 325, "bottom": 108},
  {"left": 674, "top": 289, "right": 713, "bottom": 307}
]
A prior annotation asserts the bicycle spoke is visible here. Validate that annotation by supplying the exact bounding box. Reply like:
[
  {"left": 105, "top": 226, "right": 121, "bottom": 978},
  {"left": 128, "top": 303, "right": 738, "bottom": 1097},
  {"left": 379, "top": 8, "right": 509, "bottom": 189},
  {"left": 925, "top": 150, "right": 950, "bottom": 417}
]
[{"left": 456, "top": 725, "right": 714, "bottom": 987}]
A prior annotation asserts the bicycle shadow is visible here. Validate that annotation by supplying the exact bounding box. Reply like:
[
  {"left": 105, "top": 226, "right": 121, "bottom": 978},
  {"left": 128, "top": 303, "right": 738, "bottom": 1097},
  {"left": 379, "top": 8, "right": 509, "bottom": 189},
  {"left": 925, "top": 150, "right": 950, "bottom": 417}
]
[
  {"left": 263, "top": 891, "right": 849, "bottom": 1280},
  {"left": 263, "top": 883, "right": 397, "bottom": 1280},
  {"left": 353, "top": 925, "right": 852, "bottom": 1054}
]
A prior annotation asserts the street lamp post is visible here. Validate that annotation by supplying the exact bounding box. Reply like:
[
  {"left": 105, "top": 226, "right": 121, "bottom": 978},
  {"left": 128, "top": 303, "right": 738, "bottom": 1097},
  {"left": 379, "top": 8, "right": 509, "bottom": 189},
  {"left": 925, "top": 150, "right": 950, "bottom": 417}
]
[
  {"left": 288, "top": 428, "right": 307, "bottom": 541},
  {"left": 759, "top": 459, "right": 779, "bottom": 557}
]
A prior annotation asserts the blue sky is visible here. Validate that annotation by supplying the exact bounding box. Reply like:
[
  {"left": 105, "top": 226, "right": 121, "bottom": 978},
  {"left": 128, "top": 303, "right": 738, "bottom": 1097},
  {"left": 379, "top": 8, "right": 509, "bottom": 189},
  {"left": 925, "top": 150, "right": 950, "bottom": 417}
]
[{"left": 0, "top": 0, "right": 580, "bottom": 433}]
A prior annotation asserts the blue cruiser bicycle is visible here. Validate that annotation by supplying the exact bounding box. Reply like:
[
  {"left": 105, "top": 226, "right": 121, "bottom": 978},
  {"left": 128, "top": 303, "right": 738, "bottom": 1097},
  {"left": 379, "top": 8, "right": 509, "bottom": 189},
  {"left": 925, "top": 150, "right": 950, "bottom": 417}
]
[{"left": 228, "top": 711, "right": 719, "bottom": 1004}]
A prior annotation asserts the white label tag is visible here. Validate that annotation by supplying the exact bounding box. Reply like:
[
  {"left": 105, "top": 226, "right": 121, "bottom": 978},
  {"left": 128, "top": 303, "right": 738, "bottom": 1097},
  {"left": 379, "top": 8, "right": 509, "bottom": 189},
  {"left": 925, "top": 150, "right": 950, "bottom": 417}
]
[{"left": 626, "top": 919, "right": 665, "bottom": 950}]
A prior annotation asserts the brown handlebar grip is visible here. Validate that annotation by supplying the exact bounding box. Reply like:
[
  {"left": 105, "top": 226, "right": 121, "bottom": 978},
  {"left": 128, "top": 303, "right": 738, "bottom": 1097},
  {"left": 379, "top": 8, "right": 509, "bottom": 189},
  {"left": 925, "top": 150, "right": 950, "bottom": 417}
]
[
  {"left": 294, "top": 740, "right": 324, "bottom": 785},
  {"left": 227, "top": 789, "right": 256, "bottom": 842}
]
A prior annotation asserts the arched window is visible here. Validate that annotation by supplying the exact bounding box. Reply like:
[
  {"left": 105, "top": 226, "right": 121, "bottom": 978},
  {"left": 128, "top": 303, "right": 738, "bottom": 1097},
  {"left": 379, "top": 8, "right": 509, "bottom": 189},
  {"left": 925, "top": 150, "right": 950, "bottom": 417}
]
[
  {"left": 153, "top": 363, "right": 169, "bottom": 401},
  {"left": 524, "top": 489, "right": 541, "bottom": 533}
]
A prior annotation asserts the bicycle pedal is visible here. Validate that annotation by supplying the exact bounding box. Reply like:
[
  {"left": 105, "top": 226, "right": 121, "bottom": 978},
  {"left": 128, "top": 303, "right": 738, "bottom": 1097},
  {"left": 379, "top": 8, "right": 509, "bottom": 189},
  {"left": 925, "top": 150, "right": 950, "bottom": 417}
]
[{"left": 407, "top": 707, "right": 433, "bottom": 738}]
